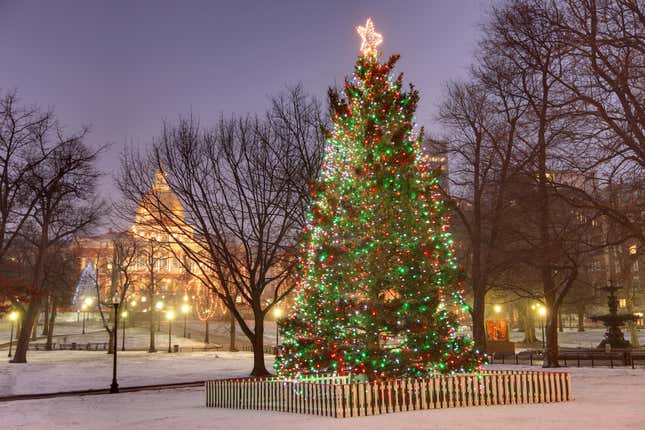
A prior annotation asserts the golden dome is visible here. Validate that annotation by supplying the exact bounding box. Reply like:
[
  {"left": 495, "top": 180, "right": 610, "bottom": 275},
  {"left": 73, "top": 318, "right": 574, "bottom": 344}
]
[{"left": 135, "top": 169, "right": 185, "bottom": 226}]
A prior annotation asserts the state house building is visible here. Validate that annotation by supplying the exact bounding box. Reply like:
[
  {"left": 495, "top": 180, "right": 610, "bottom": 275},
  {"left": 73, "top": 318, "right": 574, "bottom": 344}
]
[{"left": 76, "top": 171, "right": 200, "bottom": 308}]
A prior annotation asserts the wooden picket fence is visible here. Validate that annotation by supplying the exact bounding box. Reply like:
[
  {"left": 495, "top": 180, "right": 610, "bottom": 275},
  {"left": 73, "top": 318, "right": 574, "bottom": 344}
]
[{"left": 205, "top": 370, "right": 572, "bottom": 418}]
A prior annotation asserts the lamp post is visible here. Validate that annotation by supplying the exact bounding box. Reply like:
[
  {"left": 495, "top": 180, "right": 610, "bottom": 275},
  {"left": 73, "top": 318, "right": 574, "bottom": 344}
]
[
  {"left": 181, "top": 304, "right": 190, "bottom": 338},
  {"left": 538, "top": 306, "right": 547, "bottom": 349},
  {"left": 81, "top": 304, "right": 88, "bottom": 334},
  {"left": 166, "top": 310, "right": 175, "bottom": 353},
  {"left": 110, "top": 295, "right": 120, "bottom": 394},
  {"left": 121, "top": 310, "right": 128, "bottom": 351},
  {"left": 82, "top": 297, "right": 93, "bottom": 334},
  {"left": 7, "top": 311, "right": 18, "bottom": 357},
  {"left": 272, "top": 307, "right": 283, "bottom": 346}
]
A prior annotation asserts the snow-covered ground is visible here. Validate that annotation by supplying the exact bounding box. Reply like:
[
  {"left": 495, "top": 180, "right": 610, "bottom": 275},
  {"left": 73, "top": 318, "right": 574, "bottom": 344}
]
[
  {"left": 0, "top": 351, "right": 272, "bottom": 396},
  {"left": 0, "top": 318, "right": 279, "bottom": 348},
  {"left": 0, "top": 364, "right": 643, "bottom": 429},
  {"left": 4, "top": 317, "right": 641, "bottom": 350},
  {"left": 509, "top": 327, "right": 644, "bottom": 349}
]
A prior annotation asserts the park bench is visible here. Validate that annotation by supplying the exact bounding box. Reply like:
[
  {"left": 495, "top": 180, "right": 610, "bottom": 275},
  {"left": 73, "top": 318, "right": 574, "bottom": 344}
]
[{"left": 179, "top": 344, "right": 223, "bottom": 352}]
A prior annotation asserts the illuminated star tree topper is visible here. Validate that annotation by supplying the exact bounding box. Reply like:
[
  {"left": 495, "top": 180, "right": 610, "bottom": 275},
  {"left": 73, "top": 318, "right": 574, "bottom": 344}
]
[{"left": 356, "top": 17, "right": 383, "bottom": 56}]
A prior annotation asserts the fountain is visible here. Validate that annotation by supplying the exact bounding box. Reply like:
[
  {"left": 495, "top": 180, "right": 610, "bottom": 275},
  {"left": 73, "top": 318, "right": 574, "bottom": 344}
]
[{"left": 590, "top": 283, "right": 637, "bottom": 350}]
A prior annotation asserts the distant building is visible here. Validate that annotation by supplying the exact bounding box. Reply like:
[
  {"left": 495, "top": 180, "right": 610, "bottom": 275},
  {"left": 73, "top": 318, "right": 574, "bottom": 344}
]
[
  {"left": 76, "top": 170, "right": 200, "bottom": 310},
  {"left": 422, "top": 138, "right": 449, "bottom": 189}
]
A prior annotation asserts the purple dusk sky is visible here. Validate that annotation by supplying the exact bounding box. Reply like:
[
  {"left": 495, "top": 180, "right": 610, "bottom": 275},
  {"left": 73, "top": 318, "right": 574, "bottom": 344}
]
[{"left": 1, "top": 0, "right": 488, "bottom": 194}]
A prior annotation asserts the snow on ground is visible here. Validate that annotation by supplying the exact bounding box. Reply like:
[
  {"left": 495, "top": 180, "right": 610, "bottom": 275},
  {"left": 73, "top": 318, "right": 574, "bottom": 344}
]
[
  {"left": 509, "top": 327, "right": 644, "bottom": 349},
  {"left": 0, "top": 350, "right": 274, "bottom": 396},
  {"left": 0, "top": 318, "right": 279, "bottom": 348},
  {"left": 0, "top": 365, "right": 643, "bottom": 429}
]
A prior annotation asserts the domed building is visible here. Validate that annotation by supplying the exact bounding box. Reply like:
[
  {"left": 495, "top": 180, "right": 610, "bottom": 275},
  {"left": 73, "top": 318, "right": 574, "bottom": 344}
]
[{"left": 76, "top": 170, "right": 201, "bottom": 312}]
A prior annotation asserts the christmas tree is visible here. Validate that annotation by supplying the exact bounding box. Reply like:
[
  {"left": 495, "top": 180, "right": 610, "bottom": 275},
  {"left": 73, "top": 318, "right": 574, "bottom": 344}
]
[{"left": 275, "top": 19, "right": 483, "bottom": 380}]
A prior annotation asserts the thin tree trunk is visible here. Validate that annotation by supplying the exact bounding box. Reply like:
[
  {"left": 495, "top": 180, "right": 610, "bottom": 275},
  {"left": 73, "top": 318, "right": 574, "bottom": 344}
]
[
  {"left": 45, "top": 296, "right": 57, "bottom": 350},
  {"left": 148, "top": 302, "right": 157, "bottom": 353},
  {"left": 42, "top": 295, "right": 50, "bottom": 336},
  {"left": 471, "top": 286, "right": 487, "bottom": 351},
  {"left": 577, "top": 305, "right": 585, "bottom": 332},
  {"left": 229, "top": 314, "right": 237, "bottom": 352},
  {"left": 625, "top": 278, "right": 640, "bottom": 348},
  {"left": 204, "top": 319, "right": 209, "bottom": 344},
  {"left": 31, "top": 315, "right": 38, "bottom": 341}
]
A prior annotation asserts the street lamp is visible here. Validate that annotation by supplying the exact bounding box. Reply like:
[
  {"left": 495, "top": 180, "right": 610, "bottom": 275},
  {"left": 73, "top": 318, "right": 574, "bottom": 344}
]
[
  {"left": 82, "top": 297, "right": 93, "bottom": 334},
  {"left": 181, "top": 304, "right": 190, "bottom": 338},
  {"left": 121, "top": 310, "right": 128, "bottom": 351},
  {"left": 110, "top": 295, "right": 120, "bottom": 394},
  {"left": 7, "top": 311, "right": 18, "bottom": 357},
  {"left": 81, "top": 303, "right": 88, "bottom": 334},
  {"left": 166, "top": 310, "right": 175, "bottom": 353},
  {"left": 537, "top": 305, "right": 547, "bottom": 349},
  {"left": 493, "top": 304, "right": 502, "bottom": 314},
  {"left": 272, "top": 307, "right": 283, "bottom": 346}
]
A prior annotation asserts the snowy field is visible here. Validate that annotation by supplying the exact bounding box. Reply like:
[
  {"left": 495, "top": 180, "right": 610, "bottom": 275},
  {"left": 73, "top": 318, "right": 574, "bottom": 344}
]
[
  {"left": 0, "top": 351, "right": 270, "bottom": 396},
  {"left": 0, "top": 363, "right": 643, "bottom": 429},
  {"left": 509, "top": 327, "right": 644, "bottom": 349},
  {"left": 0, "top": 318, "right": 278, "bottom": 349},
  {"left": 1, "top": 323, "right": 643, "bottom": 429}
]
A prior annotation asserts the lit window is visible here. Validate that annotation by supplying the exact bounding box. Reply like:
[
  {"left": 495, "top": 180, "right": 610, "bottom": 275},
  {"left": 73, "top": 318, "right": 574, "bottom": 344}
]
[
  {"left": 629, "top": 244, "right": 637, "bottom": 255},
  {"left": 618, "top": 298, "right": 627, "bottom": 308}
]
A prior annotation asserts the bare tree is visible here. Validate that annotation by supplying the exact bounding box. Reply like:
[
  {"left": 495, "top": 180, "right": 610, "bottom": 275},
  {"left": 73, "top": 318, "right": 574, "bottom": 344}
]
[
  {"left": 135, "top": 236, "right": 170, "bottom": 353},
  {"left": 92, "top": 235, "right": 139, "bottom": 354},
  {"left": 42, "top": 244, "right": 80, "bottom": 350},
  {"left": 438, "top": 58, "right": 528, "bottom": 350},
  {"left": 550, "top": 0, "right": 644, "bottom": 169},
  {"left": 540, "top": 0, "right": 644, "bottom": 248},
  {"left": 193, "top": 282, "right": 220, "bottom": 344},
  {"left": 118, "top": 88, "right": 325, "bottom": 375},
  {"left": 0, "top": 91, "right": 51, "bottom": 264},
  {"left": 482, "top": 0, "right": 581, "bottom": 367},
  {"left": 11, "top": 136, "right": 103, "bottom": 363}
]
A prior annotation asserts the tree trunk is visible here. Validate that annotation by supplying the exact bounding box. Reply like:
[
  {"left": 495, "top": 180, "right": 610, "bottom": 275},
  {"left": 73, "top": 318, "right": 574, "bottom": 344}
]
[
  {"left": 45, "top": 296, "right": 57, "bottom": 350},
  {"left": 522, "top": 304, "right": 538, "bottom": 344},
  {"left": 250, "top": 313, "right": 268, "bottom": 376},
  {"left": 42, "top": 295, "right": 50, "bottom": 336},
  {"left": 148, "top": 305, "right": 157, "bottom": 353},
  {"left": 31, "top": 316, "right": 38, "bottom": 341},
  {"left": 229, "top": 314, "right": 237, "bottom": 352},
  {"left": 577, "top": 305, "right": 585, "bottom": 332},
  {"left": 471, "top": 286, "right": 487, "bottom": 352},
  {"left": 543, "top": 293, "right": 560, "bottom": 368},
  {"left": 625, "top": 279, "right": 640, "bottom": 348},
  {"left": 204, "top": 319, "right": 209, "bottom": 344},
  {"left": 10, "top": 302, "right": 40, "bottom": 363}
]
